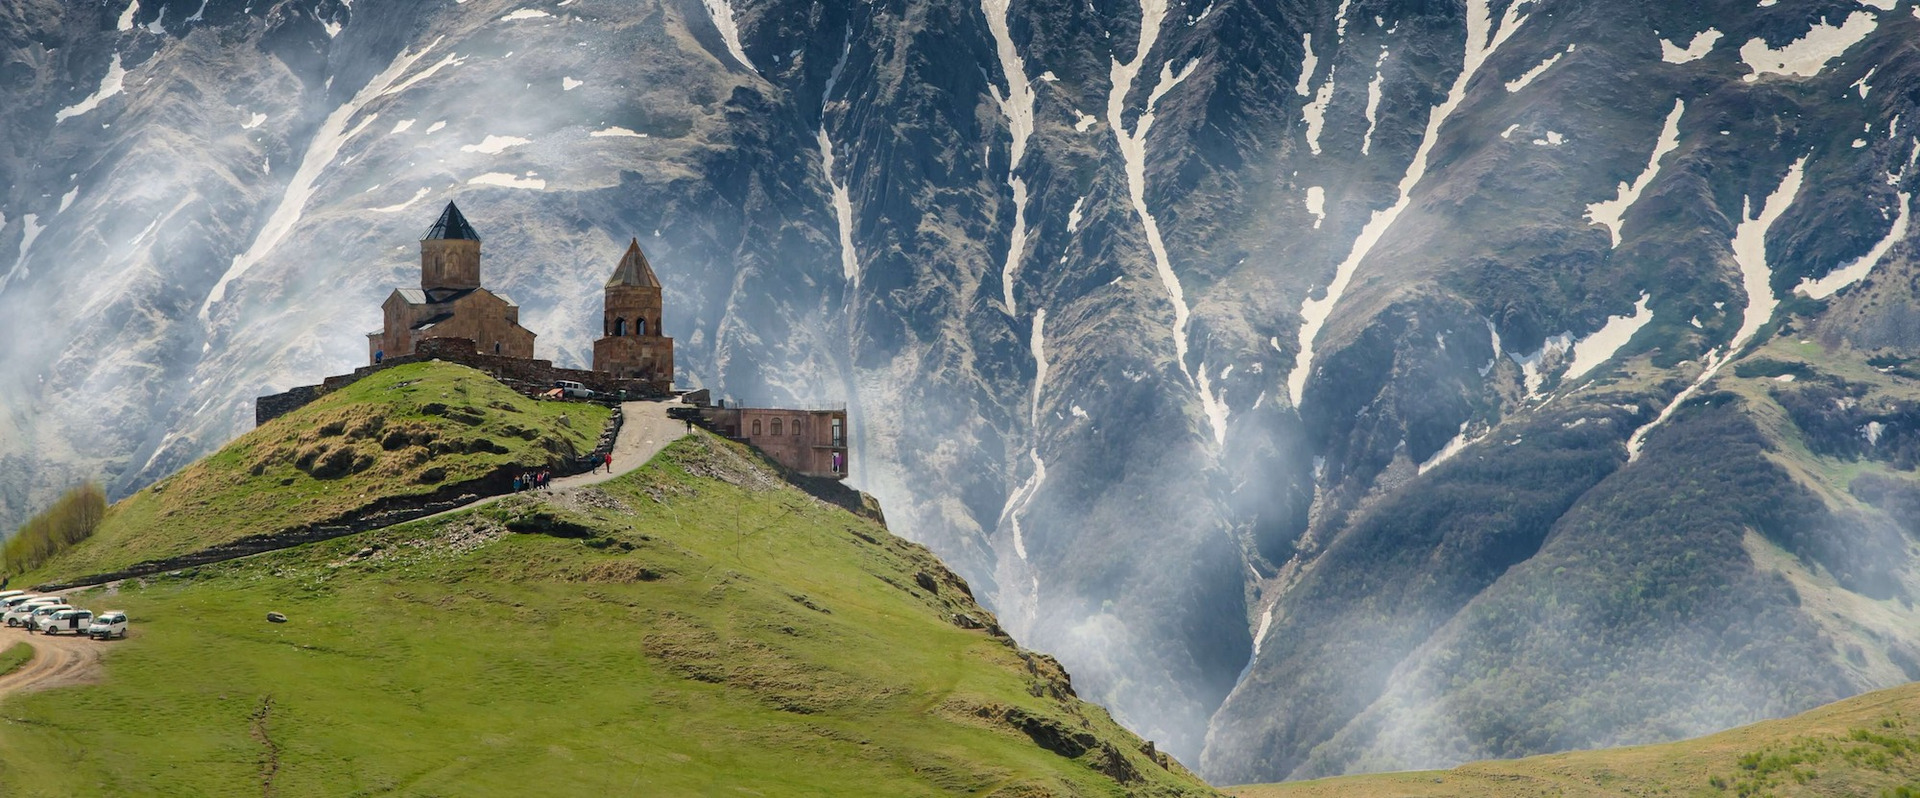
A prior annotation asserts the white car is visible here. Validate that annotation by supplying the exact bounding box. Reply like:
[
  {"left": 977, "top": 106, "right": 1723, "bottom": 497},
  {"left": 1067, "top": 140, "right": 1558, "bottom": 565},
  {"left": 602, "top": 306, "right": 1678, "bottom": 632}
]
[
  {"left": 0, "top": 590, "right": 26, "bottom": 603},
  {"left": 87, "top": 612, "right": 128, "bottom": 640},
  {"left": 5, "top": 597, "right": 62, "bottom": 627},
  {"left": 554, "top": 380, "right": 596, "bottom": 399},
  {"left": 0, "top": 594, "right": 42, "bottom": 615},
  {"left": 40, "top": 609, "right": 92, "bottom": 636},
  {"left": 22, "top": 604, "right": 72, "bottom": 632}
]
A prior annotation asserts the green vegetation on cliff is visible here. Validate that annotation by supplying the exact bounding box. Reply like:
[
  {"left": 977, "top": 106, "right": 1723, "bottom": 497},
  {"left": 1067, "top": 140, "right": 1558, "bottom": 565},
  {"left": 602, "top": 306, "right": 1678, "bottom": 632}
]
[
  {"left": 0, "top": 364, "right": 1212, "bottom": 796},
  {"left": 28, "top": 362, "right": 610, "bottom": 581}
]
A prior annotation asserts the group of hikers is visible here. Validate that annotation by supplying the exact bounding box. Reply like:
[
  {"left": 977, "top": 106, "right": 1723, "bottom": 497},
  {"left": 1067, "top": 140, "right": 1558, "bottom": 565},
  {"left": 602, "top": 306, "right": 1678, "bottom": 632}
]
[{"left": 507, "top": 452, "right": 613, "bottom": 493}]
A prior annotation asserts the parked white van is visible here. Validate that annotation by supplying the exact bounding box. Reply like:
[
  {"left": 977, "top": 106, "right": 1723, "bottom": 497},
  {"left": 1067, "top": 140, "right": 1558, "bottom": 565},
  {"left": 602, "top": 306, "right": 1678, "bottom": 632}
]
[
  {"left": 22, "top": 604, "right": 72, "bottom": 632},
  {"left": 40, "top": 609, "right": 92, "bottom": 636},
  {"left": 0, "top": 594, "right": 41, "bottom": 615},
  {"left": 5, "top": 597, "right": 61, "bottom": 627},
  {"left": 0, "top": 590, "right": 26, "bottom": 603},
  {"left": 87, "top": 611, "right": 128, "bottom": 640}
]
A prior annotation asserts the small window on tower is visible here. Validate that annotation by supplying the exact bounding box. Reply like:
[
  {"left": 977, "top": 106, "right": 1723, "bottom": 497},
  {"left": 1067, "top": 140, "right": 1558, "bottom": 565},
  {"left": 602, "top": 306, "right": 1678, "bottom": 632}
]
[
  {"left": 752, "top": 419, "right": 763, "bottom": 436},
  {"left": 614, "top": 318, "right": 627, "bottom": 336},
  {"left": 638, "top": 318, "right": 647, "bottom": 336},
  {"left": 771, "top": 418, "right": 784, "bottom": 436},
  {"left": 791, "top": 418, "right": 801, "bottom": 436}
]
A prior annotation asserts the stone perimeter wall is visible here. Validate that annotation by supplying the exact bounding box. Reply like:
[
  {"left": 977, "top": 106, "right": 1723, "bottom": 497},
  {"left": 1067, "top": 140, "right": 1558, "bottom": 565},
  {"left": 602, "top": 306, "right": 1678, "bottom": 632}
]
[{"left": 256, "top": 337, "right": 670, "bottom": 426}]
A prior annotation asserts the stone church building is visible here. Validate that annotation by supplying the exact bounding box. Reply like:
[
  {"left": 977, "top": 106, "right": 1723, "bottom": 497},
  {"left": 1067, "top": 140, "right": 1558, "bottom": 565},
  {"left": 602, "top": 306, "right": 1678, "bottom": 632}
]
[
  {"left": 366, "top": 203, "right": 676, "bottom": 391},
  {"left": 368, "top": 202, "right": 539, "bottom": 363}
]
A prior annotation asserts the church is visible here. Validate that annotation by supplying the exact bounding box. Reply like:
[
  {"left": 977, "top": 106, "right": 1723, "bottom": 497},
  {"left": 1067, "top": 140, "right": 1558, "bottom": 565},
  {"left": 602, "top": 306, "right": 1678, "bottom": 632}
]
[{"left": 366, "top": 202, "right": 674, "bottom": 389}]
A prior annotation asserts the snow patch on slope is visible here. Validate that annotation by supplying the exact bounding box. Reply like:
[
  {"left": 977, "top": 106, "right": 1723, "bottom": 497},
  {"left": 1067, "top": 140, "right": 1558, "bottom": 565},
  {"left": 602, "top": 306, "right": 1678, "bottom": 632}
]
[
  {"left": 1362, "top": 48, "right": 1389, "bottom": 155},
  {"left": 468, "top": 172, "right": 545, "bottom": 189},
  {"left": 198, "top": 40, "right": 448, "bottom": 320},
  {"left": 1797, "top": 191, "right": 1911, "bottom": 299},
  {"left": 55, "top": 54, "right": 128, "bottom": 124},
  {"left": 460, "top": 135, "right": 532, "bottom": 154},
  {"left": 1661, "top": 29, "right": 1722, "bottom": 63},
  {"left": 1305, "top": 186, "right": 1326, "bottom": 229},
  {"left": 1563, "top": 293, "right": 1653, "bottom": 384},
  {"left": 0, "top": 214, "right": 44, "bottom": 297},
  {"left": 1586, "top": 99, "right": 1684, "bottom": 248},
  {"left": 1740, "top": 12, "right": 1878, "bottom": 82},
  {"left": 1505, "top": 44, "right": 1571, "bottom": 93},
  {"left": 1288, "top": 0, "right": 1535, "bottom": 406},
  {"left": 984, "top": 0, "right": 1036, "bottom": 317},
  {"left": 1110, "top": 0, "right": 1225, "bottom": 444},
  {"left": 700, "top": 0, "right": 756, "bottom": 71},
  {"left": 1628, "top": 158, "right": 1807, "bottom": 460},
  {"left": 819, "top": 33, "right": 858, "bottom": 288}
]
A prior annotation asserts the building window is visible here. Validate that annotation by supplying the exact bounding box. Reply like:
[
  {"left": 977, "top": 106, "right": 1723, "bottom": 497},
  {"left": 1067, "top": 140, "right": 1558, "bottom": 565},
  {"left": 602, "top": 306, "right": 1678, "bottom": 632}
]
[
  {"left": 752, "top": 419, "right": 762, "bottom": 436},
  {"left": 493, "top": 341, "right": 501, "bottom": 354},
  {"left": 638, "top": 318, "right": 647, "bottom": 336},
  {"left": 771, "top": 418, "right": 783, "bottom": 436},
  {"left": 832, "top": 417, "right": 844, "bottom": 447},
  {"left": 614, "top": 317, "right": 627, "bottom": 336},
  {"left": 791, "top": 418, "right": 801, "bottom": 436}
]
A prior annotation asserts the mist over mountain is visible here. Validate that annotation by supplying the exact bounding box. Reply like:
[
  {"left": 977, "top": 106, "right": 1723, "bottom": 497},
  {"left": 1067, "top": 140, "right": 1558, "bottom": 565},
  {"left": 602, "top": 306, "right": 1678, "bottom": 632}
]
[{"left": 4, "top": 0, "right": 1920, "bottom": 784}]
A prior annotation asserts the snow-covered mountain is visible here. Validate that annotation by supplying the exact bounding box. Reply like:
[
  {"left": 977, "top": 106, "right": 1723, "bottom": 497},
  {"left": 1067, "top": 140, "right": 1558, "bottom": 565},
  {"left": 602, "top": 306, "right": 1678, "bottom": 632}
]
[{"left": 5, "top": 0, "right": 1920, "bottom": 783}]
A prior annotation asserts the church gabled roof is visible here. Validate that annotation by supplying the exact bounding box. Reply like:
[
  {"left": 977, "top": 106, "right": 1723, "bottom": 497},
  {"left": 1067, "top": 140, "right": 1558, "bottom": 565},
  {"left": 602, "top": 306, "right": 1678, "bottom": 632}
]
[
  {"left": 606, "top": 238, "right": 661, "bottom": 288},
  {"left": 423, "top": 201, "right": 480, "bottom": 241}
]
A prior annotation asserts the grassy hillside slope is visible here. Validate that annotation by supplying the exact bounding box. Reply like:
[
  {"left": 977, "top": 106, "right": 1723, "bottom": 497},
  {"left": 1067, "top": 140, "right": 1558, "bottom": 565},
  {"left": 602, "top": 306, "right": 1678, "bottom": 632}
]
[
  {"left": 1233, "top": 679, "right": 1920, "bottom": 798},
  {"left": 0, "top": 428, "right": 1214, "bottom": 796},
  {"left": 28, "top": 362, "right": 610, "bottom": 580}
]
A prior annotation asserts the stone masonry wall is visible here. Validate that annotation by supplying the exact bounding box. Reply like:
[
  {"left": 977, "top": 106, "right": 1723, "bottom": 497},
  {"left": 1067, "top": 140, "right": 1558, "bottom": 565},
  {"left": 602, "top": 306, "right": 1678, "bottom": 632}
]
[{"left": 255, "top": 337, "right": 670, "bottom": 426}]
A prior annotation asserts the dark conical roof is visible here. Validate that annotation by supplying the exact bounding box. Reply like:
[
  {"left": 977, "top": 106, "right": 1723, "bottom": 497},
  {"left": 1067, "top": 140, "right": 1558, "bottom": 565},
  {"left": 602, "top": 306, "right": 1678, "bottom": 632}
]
[
  {"left": 606, "top": 238, "right": 661, "bottom": 288},
  {"left": 423, "top": 201, "right": 480, "bottom": 241}
]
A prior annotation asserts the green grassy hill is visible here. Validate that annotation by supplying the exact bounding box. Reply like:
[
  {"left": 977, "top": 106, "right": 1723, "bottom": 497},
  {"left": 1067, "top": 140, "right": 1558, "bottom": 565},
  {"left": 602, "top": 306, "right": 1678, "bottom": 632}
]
[
  {"left": 1232, "top": 679, "right": 1920, "bottom": 798},
  {"left": 27, "top": 362, "right": 610, "bottom": 580},
  {"left": 0, "top": 366, "right": 1215, "bottom": 796}
]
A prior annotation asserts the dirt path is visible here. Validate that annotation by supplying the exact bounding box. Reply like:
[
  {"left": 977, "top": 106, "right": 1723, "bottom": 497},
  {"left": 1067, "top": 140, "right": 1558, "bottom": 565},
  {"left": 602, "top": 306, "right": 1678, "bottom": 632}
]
[
  {"left": 0, "top": 633, "right": 106, "bottom": 699},
  {"left": 552, "top": 400, "right": 686, "bottom": 489},
  {"left": 407, "top": 399, "right": 684, "bottom": 524}
]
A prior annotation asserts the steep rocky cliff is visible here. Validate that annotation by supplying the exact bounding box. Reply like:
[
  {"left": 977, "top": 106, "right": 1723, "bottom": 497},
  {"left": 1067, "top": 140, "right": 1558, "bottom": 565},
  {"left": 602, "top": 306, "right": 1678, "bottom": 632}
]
[{"left": 3, "top": 0, "right": 1919, "bottom": 783}]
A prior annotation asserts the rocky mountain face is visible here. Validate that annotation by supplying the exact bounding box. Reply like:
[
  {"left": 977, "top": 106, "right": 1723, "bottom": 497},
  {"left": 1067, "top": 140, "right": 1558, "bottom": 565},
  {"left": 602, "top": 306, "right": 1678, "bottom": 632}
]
[{"left": 4, "top": 0, "right": 1920, "bottom": 784}]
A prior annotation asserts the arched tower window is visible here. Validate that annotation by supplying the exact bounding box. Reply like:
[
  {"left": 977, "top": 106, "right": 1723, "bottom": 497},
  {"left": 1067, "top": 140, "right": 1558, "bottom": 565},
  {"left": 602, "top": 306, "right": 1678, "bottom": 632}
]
[
  {"left": 752, "top": 419, "right": 763, "bottom": 436},
  {"left": 637, "top": 318, "right": 647, "bottom": 336},
  {"left": 614, "top": 317, "right": 627, "bottom": 337},
  {"left": 791, "top": 418, "right": 801, "bottom": 436},
  {"left": 771, "top": 418, "right": 784, "bottom": 436}
]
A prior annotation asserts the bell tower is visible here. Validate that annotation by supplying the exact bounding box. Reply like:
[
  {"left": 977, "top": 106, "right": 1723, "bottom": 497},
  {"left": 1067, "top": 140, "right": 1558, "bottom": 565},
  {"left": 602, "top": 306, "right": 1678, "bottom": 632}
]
[
  {"left": 421, "top": 201, "right": 481, "bottom": 292},
  {"left": 593, "top": 238, "right": 673, "bottom": 387}
]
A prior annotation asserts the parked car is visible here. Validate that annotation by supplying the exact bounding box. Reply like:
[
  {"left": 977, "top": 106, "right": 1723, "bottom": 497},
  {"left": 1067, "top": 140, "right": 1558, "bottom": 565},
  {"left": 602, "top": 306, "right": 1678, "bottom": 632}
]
[
  {"left": 5, "top": 597, "right": 62, "bottom": 627},
  {"left": 88, "top": 612, "right": 128, "bottom": 640},
  {"left": 22, "top": 604, "right": 72, "bottom": 631},
  {"left": 0, "top": 594, "right": 42, "bottom": 614},
  {"left": 0, "top": 590, "right": 27, "bottom": 603},
  {"left": 41, "top": 609, "right": 92, "bottom": 636},
  {"left": 554, "top": 380, "right": 596, "bottom": 399}
]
